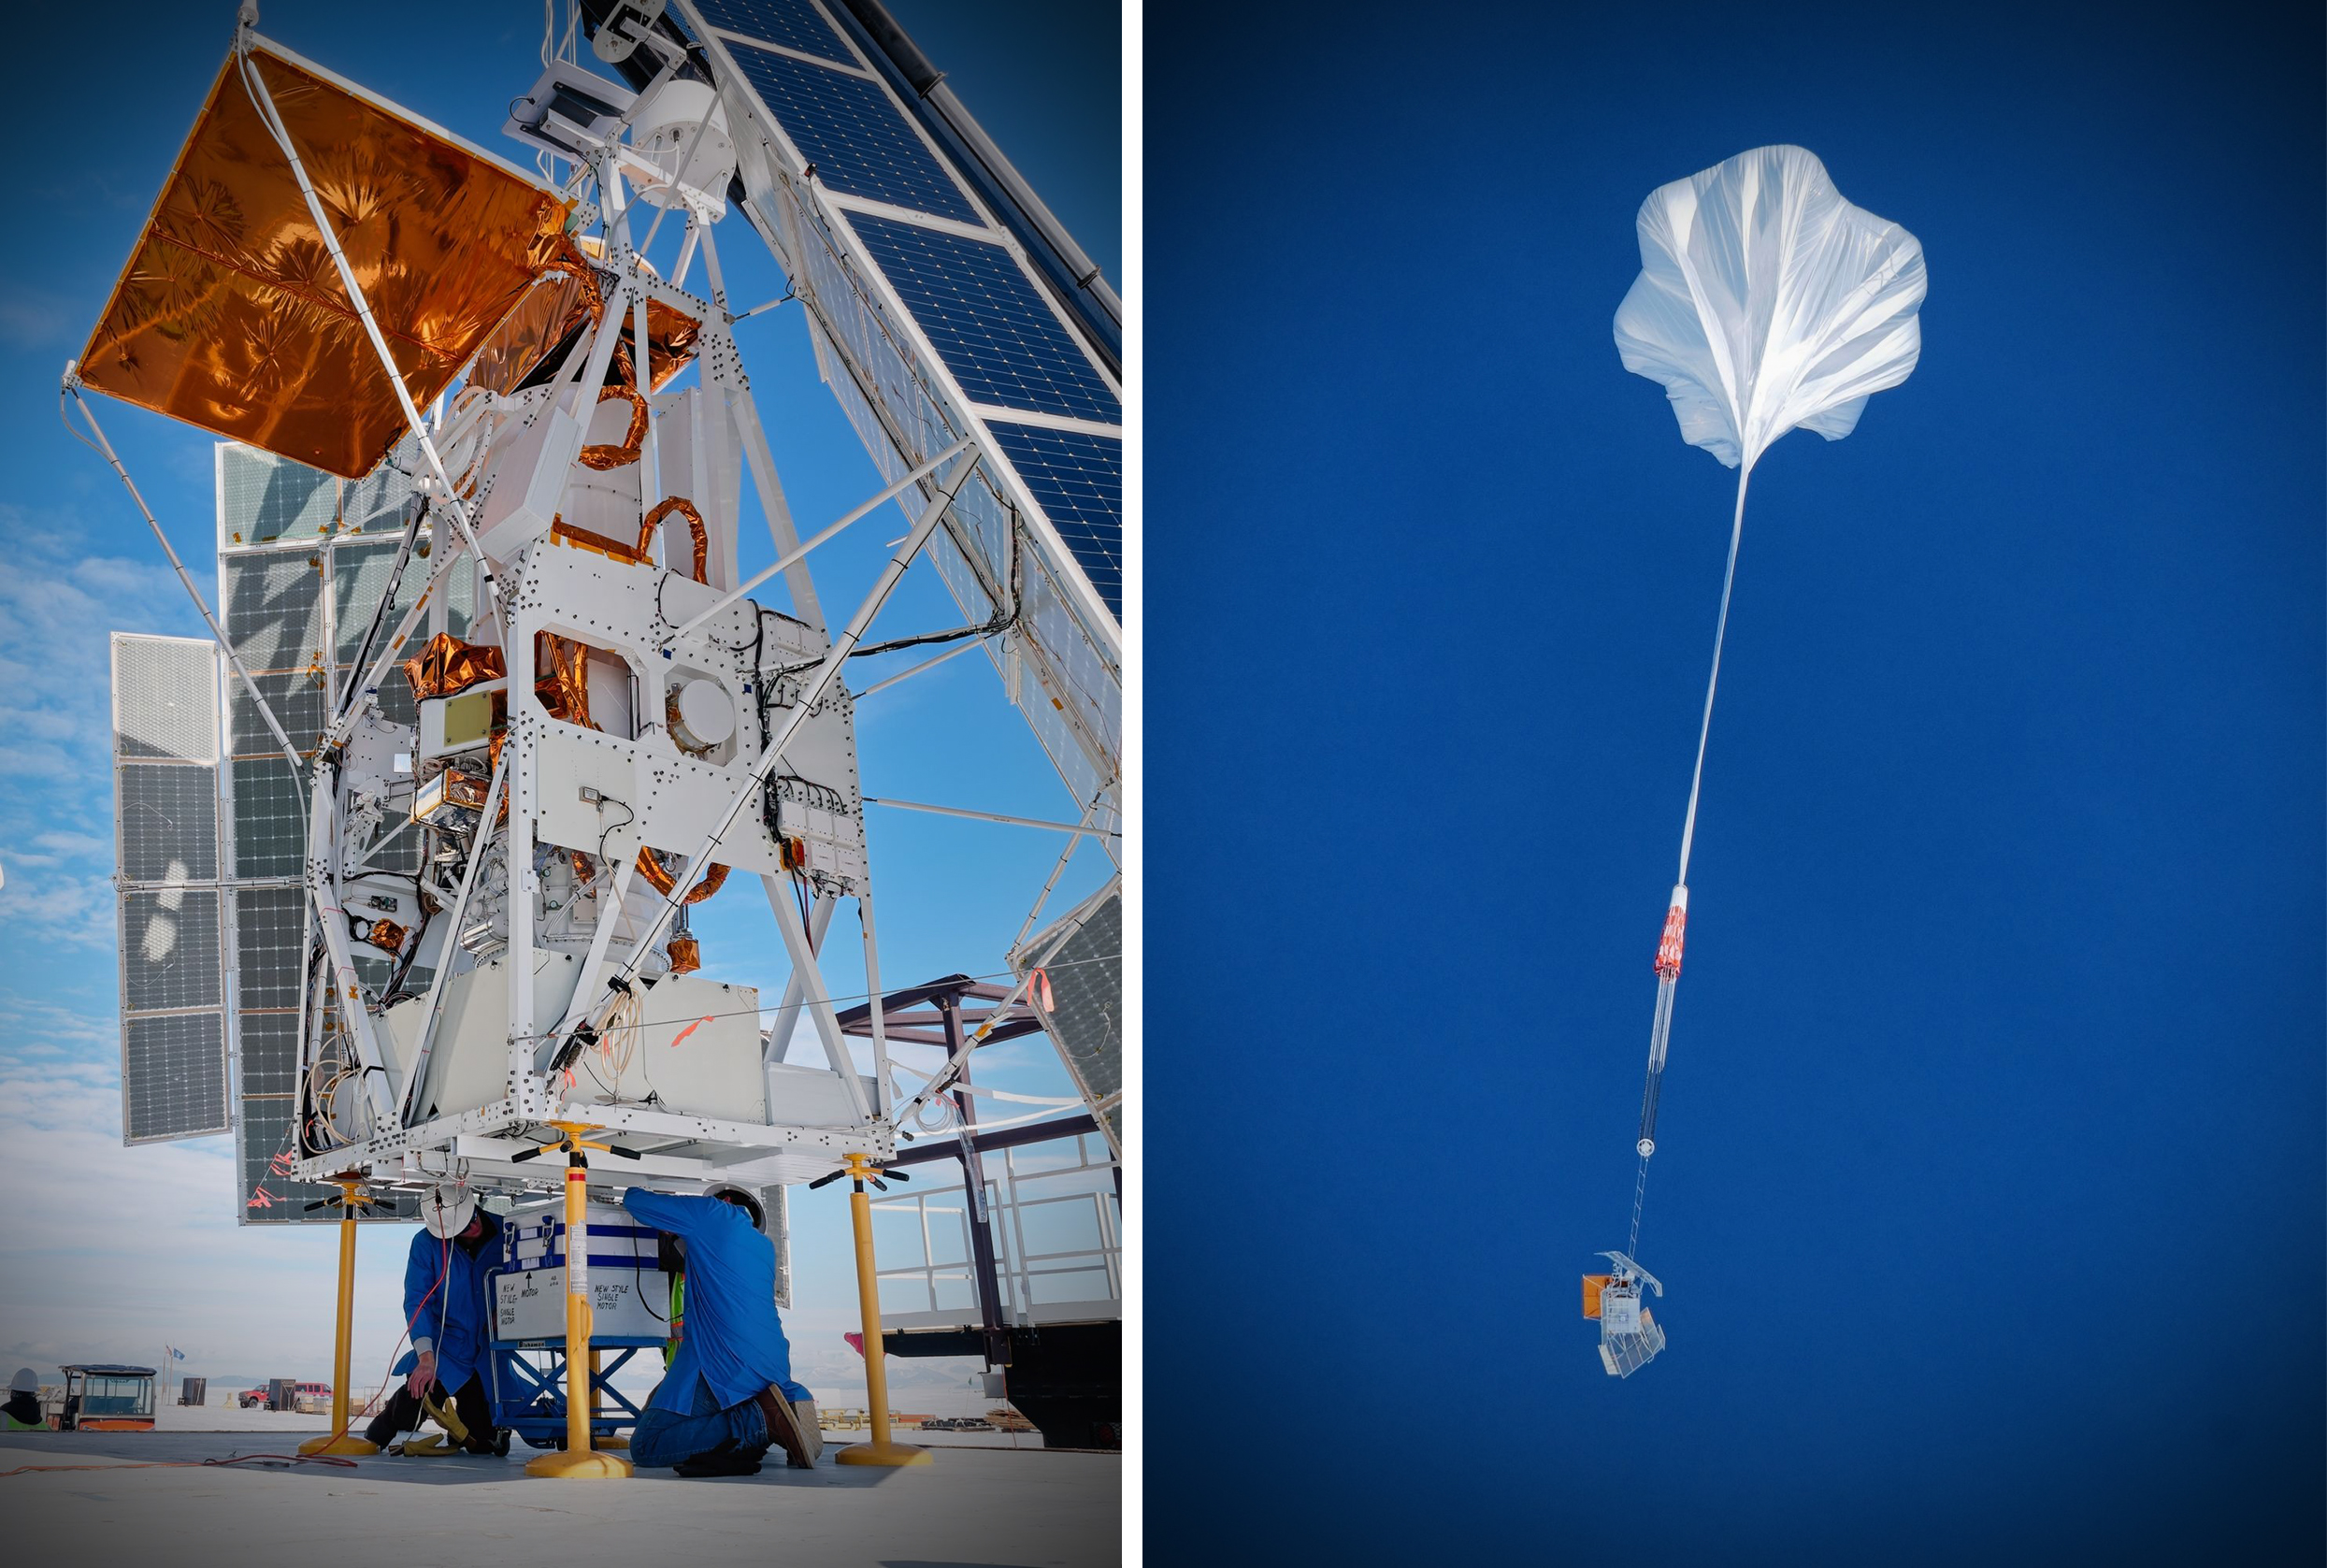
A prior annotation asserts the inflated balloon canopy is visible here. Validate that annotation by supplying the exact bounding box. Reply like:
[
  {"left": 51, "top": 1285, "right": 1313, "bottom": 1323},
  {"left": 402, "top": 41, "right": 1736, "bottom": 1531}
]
[{"left": 1615, "top": 144, "right": 1927, "bottom": 473}]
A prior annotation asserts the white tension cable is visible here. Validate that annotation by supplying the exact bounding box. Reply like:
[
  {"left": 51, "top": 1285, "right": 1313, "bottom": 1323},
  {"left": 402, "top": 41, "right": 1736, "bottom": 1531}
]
[{"left": 1605, "top": 145, "right": 1926, "bottom": 1288}]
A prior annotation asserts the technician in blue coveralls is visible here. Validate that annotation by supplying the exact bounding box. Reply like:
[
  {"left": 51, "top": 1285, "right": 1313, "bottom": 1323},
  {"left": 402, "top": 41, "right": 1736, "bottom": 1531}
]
[
  {"left": 624, "top": 1184, "right": 821, "bottom": 1476},
  {"left": 366, "top": 1186, "right": 506, "bottom": 1454}
]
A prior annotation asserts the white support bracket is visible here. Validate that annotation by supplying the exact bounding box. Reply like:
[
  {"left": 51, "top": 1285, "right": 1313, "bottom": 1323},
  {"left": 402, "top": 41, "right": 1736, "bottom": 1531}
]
[{"left": 763, "top": 877, "right": 871, "bottom": 1125}]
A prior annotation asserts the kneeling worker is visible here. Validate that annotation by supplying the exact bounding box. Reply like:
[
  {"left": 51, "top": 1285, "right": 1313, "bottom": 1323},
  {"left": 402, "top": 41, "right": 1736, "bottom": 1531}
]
[
  {"left": 366, "top": 1185, "right": 505, "bottom": 1454},
  {"left": 624, "top": 1184, "right": 820, "bottom": 1476}
]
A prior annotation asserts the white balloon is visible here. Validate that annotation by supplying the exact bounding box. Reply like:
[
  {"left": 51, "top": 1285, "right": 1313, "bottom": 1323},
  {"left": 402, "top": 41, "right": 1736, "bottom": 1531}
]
[{"left": 1615, "top": 145, "right": 1927, "bottom": 472}]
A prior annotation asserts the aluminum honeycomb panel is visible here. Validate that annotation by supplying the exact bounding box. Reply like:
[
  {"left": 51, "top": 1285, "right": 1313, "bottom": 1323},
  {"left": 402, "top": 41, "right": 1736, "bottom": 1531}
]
[{"left": 112, "top": 634, "right": 220, "bottom": 762}]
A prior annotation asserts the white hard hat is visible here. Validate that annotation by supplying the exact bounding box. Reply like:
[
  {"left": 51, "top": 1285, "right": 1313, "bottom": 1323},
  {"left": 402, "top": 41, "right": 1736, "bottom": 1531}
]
[
  {"left": 705, "top": 1183, "right": 766, "bottom": 1231},
  {"left": 9, "top": 1367, "right": 36, "bottom": 1393},
  {"left": 420, "top": 1184, "right": 478, "bottom": 1240}
]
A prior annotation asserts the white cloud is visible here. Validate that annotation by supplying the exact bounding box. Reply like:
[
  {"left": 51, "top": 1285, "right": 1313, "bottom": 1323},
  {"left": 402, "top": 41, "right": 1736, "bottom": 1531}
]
[{"left": 0, "top": 505, "right": 191, "bottom": 949}]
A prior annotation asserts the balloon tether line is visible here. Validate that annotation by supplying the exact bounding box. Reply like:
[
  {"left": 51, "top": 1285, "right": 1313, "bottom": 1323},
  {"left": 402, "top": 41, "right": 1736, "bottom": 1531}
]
[{"left": 1630, "top": 460, "right": 1751, "bottom": 1258}]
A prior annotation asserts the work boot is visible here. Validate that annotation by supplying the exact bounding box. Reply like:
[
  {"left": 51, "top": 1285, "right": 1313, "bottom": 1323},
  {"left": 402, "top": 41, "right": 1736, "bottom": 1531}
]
[
  {"left": 753, "top": 1387, "right": 817, "bottom": 1469},
  {"left": 791, "top": 1398, "right": 824, "bottom": 1466},
  {"left": 675, "top": 1437, "right": 763, "bottom": 1478}
]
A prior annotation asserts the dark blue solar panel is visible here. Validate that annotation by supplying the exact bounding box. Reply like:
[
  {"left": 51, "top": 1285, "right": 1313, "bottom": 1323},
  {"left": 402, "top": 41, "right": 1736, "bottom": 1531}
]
[
  {"left": 690, "top": 0, "right": 855, "bottom": 64},
  {"left": 985, "top": 422, "right": 1121, "bottom": 619},
  {"left": 849, "top": 215, "right": 1119, "bottom": 424},
  {"left": 724, "top": 42, "right": 979, "bottom": 223}
]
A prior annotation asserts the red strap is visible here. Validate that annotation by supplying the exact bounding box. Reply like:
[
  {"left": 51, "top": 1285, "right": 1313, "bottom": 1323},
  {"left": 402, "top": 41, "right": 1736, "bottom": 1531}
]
[{"left": 1654, "top": 904, "right": 1688, "bottom": 978}]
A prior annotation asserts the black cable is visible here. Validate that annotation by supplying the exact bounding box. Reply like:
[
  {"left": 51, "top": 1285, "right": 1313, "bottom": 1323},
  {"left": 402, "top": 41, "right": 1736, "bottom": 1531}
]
[
  {"left": 338, "top": 497, "right": 430, "bottom": 727},
  {"left": 594, "top": 798, "right": 637, "bottom": 866},
  {"left": 764, "top": 503, "right": 1024, "bottom": 681}
]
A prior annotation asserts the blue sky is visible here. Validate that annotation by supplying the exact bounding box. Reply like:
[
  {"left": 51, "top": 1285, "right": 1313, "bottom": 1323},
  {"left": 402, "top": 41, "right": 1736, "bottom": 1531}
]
[
  {"left": 1145, "top": 1, "right": 2321, "bottom": 1561},
  {"left": 0, "top": 0, "right": 1117, "bottom": 1404}
]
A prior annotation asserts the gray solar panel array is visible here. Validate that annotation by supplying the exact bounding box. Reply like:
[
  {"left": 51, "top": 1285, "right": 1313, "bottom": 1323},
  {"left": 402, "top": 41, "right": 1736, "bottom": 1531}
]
[
  {"left": 214, "top": 442, "right": 438, "bottom": 1224},
  {"left": 1015, "top": 884, "right": 1122, "bottom": 1156},
  {"left": 112, "top": 635, "right": 233, "bottom": 1144},
  {"left": 677, "top": 0, "right": 1123, "bottom": 811}
]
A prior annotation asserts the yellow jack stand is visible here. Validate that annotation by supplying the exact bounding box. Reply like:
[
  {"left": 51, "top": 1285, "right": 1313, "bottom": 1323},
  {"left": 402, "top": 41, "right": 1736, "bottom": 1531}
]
[
  {"left": 300, "top": 1176, "right": 380, "bottom": 1458},
  {"left": 835, "top": 1153, "right": 930, "bottom": 1468},
  {"left": 526, "top": 1124, "right": 632, "bottom": 1479},
  {"left": 592, "top": 1348, "right": 628, "bottom": 1449}
]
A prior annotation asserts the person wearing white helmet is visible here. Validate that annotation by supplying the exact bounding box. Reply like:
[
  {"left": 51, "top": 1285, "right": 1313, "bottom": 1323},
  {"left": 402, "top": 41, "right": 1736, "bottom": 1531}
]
[
  {"left": 4, "top": 1368, "right": 42, "bottom": 1431},
  {"left": 365, "top": 1185, "right": 507, "bottom": 1454},
  {"left": 622, "top": 1182, "right": 819, "bottom": 1476}
]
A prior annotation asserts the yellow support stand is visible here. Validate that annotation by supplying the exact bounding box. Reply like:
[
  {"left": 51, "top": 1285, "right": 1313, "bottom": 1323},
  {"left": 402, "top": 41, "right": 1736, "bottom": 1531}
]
[
  {"left": 835, "top": 1153, "right": 930, "bottom": 1468},
  {"left": 526, "top": 1123, "right": 632, "bottom": 1479},
  {"left": 300, "top": 1176, "right": 380, "bottom": 1458},
  {"left": 591, "top": 1348, "right": 628, "bottom": 1448}
]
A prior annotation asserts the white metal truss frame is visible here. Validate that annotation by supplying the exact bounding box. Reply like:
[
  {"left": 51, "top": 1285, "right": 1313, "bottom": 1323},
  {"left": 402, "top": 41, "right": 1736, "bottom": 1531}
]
[{"left": 266, "top": 99, "right": 898, "bottom": 1200}]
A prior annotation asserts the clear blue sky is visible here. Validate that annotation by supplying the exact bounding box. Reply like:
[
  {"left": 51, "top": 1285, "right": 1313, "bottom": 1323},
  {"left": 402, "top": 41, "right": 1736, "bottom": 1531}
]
[
  {"left": 1146, "top": 1, "right": 2322, "bottom": 1561},
  {"left": 0, "top": 0, "right": 1117, "bottom": 1399}
]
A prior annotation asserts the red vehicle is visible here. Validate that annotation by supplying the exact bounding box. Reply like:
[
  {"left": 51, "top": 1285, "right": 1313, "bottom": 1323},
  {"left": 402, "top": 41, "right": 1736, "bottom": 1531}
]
[{"left": 237, "top": 1382, "right": 330, "bottom": 1411}]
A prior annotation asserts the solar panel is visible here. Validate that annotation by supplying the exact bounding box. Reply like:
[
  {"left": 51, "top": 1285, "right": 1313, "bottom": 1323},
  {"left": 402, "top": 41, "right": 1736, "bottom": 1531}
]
[
  {"left": 690, "top": 0, "right": 855, "bottom": 64},
  {"left": 123, "top": 1013, "right": 229, "bottom": 1144},
  {"left": 234, "top": 1009, "right": 302, "bottom": 1097},
  {"left": 219, "top": 443, "right": 337, "bottom": 546},
  {"left": 233, "top": 888, "right": 308, "bottom": 1011},
  {"left": 340, "top": 455, "right": 418, "bottom": 536},
  {"left": 1016, "top": 885, "right": 1121, "bottom": 1154},
  {"left": 112, "top": 635, "right": 233, "bottom": 1145},
  {"left": 227, "top": 759, "right": 309, "bottom": 879},
  {"left": 845, "top": 215, "right": 1117, "bottom": 424},
  {"left": 223, "top": 552, "right": 327, "bottom": 675},
  {"left": 722, "top": 41, "right": 979, "bottom": 223},
  {"left": 229, "top": 669, "right": 328, "bottom": 758},
  {"left": 122, "top": 889, "right": 224, "bottom": 1011},
  {"left": 237, "top": 1095, "right": 336, "bottom": 1220},
  {"left": 984, "top": 423, "right": 1121, "bottom": 616},
  {"left": 117, "top": 764, "right": 220, "bottom": 884},
  {"left": 331, "top": 539, "right": 426, "bottom": 664}
]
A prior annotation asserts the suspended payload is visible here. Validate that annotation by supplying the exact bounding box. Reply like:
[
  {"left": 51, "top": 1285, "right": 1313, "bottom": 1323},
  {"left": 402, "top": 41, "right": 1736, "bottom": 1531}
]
[
  {"left": 1582, "top": 1252, "right": 1665, "bottom": 1378},
  {"left": 1591, "top": 147, "right": 1927, "bottom": 1372}
]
